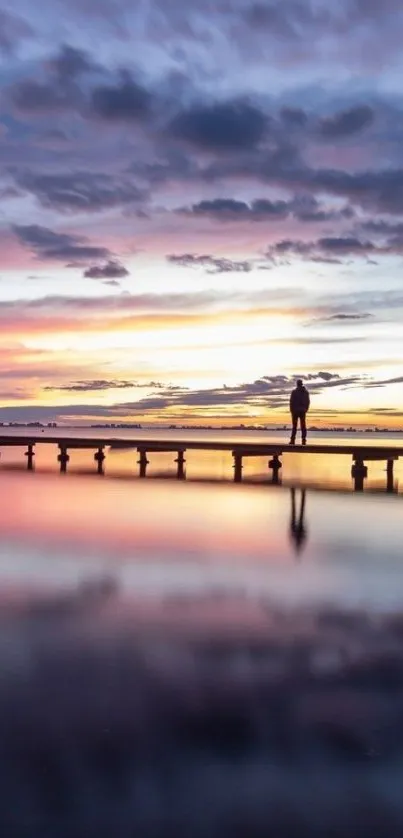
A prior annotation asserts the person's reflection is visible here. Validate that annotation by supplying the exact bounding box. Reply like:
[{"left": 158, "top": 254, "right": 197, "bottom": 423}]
[{"left": 290, "top": 488, "right": 308, "bottom": 556}]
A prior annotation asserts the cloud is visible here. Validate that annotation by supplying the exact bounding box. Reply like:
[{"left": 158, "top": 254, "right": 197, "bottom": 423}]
[
  {"left": 13, "top": 225, "right": 111, "bottom": 263},
  {"left": 9, "top": 50, "right": 151, "bottom": 125},
  {"left": 318, "top": 106, "right": 374, "bottom": 138},
  {"left": 178, "top": 195, "right": 356, "bottom": 226},
  {"left": 178, "top": 197, "right": 290, "bottom": 221},
  {"left": 315, "top": 237, "right": 374, "bottom": 254},
  {"left": 44, "top": 379, "right": 180, "bottom": 392},
  {"left": 84, "top": 260, "right": 130, "bottom": 280},
  {"left": 14, "top": 171, "right": 143, "bottom": 213},
  {"left": 308, "top": 168, "right": 403, "bottom": 215},
  {"left": 8, "top": 44, "right": 99, "bottom": 115},
  {"left": 191, "top": 154, "right": 403, "bottom": 217},
  {"left": 167, "top": 254, "right": 252, "bottom": 273},
  {"left": 169, "top": 100, "right": 268, "bottom": 151},
  {"left": 280, "top": 107, "right": 308, "bottom": 126},
  {"left": 116, "top": 371, "right": 358, "bottom": 414},
  {"left": 8, "top": 44, "right": 95, "bottom": 114},
  {"left": 359, "top": 219, "right": 403, "bottom": 236},
  {"left": 363, "top": 375, "right": 403, "bottom": 389},
  {"left": 0, "top": 9, "right": 33, "bottom": 53},
  {"left": 44, "top": 379, "right": 135, "bottom": 392},
  {"left": 244, "top": 1, "right": 327, "bottom": 39},
  {"left": 0, "top": 367, "right": 400, "bottom": 423},
  {"left": 0, "top": 288, "right": 296, "bottom": 320},
  {"left": 292, "top": 195, "right": 355, "bottom": 223},
  {"left": 0, "top": 289, "right": 311, "bottom": 341},
  {"left": 91, "top": 72, "right": 152, "bottom": 121},
  {"left": 268, "top": 235, "right": 402, "bottom": 262},
  {"left": 242, "top": 0, "right": 403, "bottom": 71},
  {"left": 318, "top": 312, "right": 372, "bottom": 322},
  {"left": 10, "top": 78, "right": 79, "bottom": 114},
  {"left": 47, "top": 44, "right": 98, "bottom": 81}
]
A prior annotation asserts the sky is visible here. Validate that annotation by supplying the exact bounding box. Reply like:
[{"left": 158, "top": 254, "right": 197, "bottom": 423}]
[{"left": 1, "top": 0, "right": 403, "bottom": 427}]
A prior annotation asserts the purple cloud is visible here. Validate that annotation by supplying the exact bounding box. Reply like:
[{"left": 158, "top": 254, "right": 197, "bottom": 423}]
[
  {"left": 169, "top": 100, "right": 268, "bottom": 151},
  {"left": 91, "top": 72, "right": 152, "bottom": 121},
  {"left": 318, "top": 105, "right": 374, "bottom": 138},
  {"left": 13, "top": 225, "right": 111, "bottom": 263},
  {"left": 84, "top": 260, "right": 130, "bottom": 279}
]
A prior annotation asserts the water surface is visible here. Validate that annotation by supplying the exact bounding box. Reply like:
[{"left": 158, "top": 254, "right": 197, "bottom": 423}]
[{"left": 1, "top": 467, "right": 403, "bottom": 836}]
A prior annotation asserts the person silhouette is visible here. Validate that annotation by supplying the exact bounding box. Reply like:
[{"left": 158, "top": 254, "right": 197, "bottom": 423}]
[
  {"left": 289, "top": 379, "right": 310, "bottom": 445},
  {"left": 290, "top": 488, "right": 307, "bottom": 556}
]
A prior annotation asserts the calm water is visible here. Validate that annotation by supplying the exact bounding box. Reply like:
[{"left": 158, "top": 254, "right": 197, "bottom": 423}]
[
  {"left": 1, "top": 440, "right": 403, "bottom": 836},
  {"left": 0, "top": 467, "right": 402, "bottom": 618}
]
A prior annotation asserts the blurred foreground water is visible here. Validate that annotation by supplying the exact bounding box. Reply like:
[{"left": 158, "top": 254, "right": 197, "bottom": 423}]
[{"left": 0, "top": 469, "right": 402, "bottom": 836}]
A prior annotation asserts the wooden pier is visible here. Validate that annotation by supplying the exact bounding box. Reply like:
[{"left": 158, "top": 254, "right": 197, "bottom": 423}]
[{"left": 0, "top": 435, "right": 401, "bottom": 492}]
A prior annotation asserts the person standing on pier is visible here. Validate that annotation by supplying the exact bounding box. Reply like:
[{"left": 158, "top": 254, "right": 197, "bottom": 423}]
[{"left": 289, "top": 379, "right": 310, "bottom": 445}]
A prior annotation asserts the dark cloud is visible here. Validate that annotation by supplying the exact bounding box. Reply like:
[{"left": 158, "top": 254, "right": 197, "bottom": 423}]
[
  {"left": 84, "top": 260, "right": 130, "bottom": 280},
  {"left": 167, "top": 253, "right": 252, "bottom": 273},
  {"left": 317, "top": 237, "right": 374, "bottom": 254},
  {"left": 8, "top": 44, "right": 94, "bottom": 115},
  {"left": 169, "top": 100, "right": 268, "bottom": 151},
  {"left": 10, "top": 52, "right": 150, "bottom": 124},
  {"left": 177, "top": 194, "right": 355, "bottom": 226},
  {"left": 14, "top": 171, "right": 143, "bottom": 213},
  {"left": 117, "top": 371, "right": 359, "bottom": 413},
  {"left": 292, "top": 195, "right": 355, "bottom": 223},
  {"left": 13, "top": 225, "right": 110, "bottom": 262},
  {"left": 363, "top": 375, "right": 403, "bottom": 389},
  {"left": 308, "top": 168, "right": 403, "bottom": 215},
  {"left": 179, "top": 197, "right": 290, "bottom": 221},
  {"left": 359, "top": 219, "right": 403, "bottom": 236},
  {"left": 268, "top": 235, "right": 399, "bottom": 262},
  {"left": 47, "top": 44, "right": 98, "bottom": 81},
  {"left": 44, "top": 379, "right": 177, "bottom": 392},
  {"left": 269, "top": 239, "right": 311, "bottom": 257},
  {"left": 322, "top": 313, "right": 372, "bottom": 322},
  {"left": 45, "top": 379, "right": 135, "bottom": 392},
  {"left": 318, "top": 106, "right": 374, "bottom": 138},
  {"left": 193, "top": 154, "right": 403, "bottom": 217},
  {"left": 280, "top": 107, "right": 308, "bottom": 126},
  {"left": 91, "top": 72, "right": 152, "bottom": 121}
]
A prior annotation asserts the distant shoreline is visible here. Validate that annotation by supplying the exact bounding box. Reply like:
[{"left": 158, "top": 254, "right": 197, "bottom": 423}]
[{"left": 1, "top": 423, "right": 402, "bottom": 434}]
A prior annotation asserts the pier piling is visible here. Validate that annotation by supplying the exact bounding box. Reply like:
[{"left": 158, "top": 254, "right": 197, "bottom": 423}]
[
  {"left": 351, "top": 457, "right": 368, "bottom": 492},
  {"left": 57, "top": 446, "right": 70, "bottom": 473},
  {"left": 94, "top": 447, "right": 106, "bottom": 475},
  {"left": 269, "top": 454, "right": 282, "bottom": 485},
  {"left": 25, "top": 444, "right": 35, "bottom": 471},
  {"left": 233, "top": 452, "right": 243, "bottom": 483},
  {"left": 175, "top": 450, "right": 186, "bottom": 480},
  {"left": 387, "top": 458, "right": 395, "bottom": 493},
  {"left": 138, "top": 449, "right": 149, "bottom": 478}
]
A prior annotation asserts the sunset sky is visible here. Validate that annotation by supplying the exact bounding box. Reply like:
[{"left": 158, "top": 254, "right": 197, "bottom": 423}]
[{"left": 1, "top": 0, "right": 403, "bottom": 426}]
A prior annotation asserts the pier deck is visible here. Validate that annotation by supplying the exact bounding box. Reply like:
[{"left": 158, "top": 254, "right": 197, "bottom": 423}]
[{"left": 0, "top": 434, "right": 401, "bottom": 491}]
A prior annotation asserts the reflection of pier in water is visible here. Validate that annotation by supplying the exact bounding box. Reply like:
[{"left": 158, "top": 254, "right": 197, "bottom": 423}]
[
  {"left": 0, "top": 435, "right": 401, "bottom": 494},
  {"left": 290, "top": 489, "right": 307, "bottom": 555}
]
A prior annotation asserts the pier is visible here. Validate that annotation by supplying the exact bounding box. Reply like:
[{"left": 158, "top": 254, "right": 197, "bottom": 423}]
[{"left": 0, "top": 435, "right": 401, "bottom": 492}]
